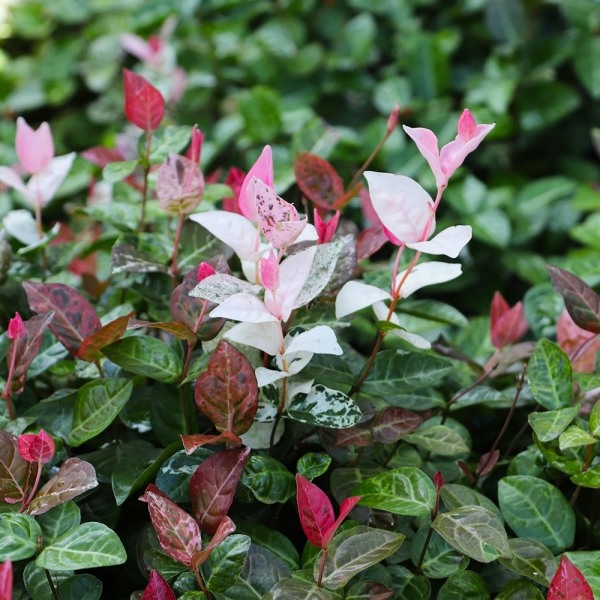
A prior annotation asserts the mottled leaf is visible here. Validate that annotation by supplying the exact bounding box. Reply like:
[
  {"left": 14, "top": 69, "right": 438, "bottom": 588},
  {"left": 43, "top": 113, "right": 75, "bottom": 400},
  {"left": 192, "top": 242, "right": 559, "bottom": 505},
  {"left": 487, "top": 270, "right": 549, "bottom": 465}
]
[
  {"left": 77, "top": 313, "right": 133, "bottom": 362},
  {"left": 294, "top": 152, "right": 345, "bottom": 212},
  {"left": 0, "top": 513, "right": 41, "bottom": 561},
  {"left": 141, "top": 571, "right": 176, "bottom": 600},
  {"left": 372, "top": 407, "right": 423, "bottom": 443},
  {"left": 528, "top": 338, "right": 573, "bottom": 410},
  {"left": 0, "top": 430, "right": 37, "bottom": 504}
]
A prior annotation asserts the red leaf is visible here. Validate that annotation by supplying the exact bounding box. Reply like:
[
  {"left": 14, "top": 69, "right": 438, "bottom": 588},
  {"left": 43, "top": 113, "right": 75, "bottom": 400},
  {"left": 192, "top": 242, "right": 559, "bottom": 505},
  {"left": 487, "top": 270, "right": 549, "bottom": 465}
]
[
  {"left": 181, "top": 432, "right": 243, "bottom": 454},
  {"left": 23, "top": 282, "right": 101, "bottom": 356},
  {"left": 371, "top": 407, "right": 423, "bottom": 443},
  {"left": 194, "top": 341, "right": 258, "bottom": 436},
  {"left": 81, "top": 146, "right": 124, "bottom": 168},
  {"left": 189, "top": 447, "right": 250, "bottom": 535},
  {"left": 295, "top": 473, "right": 335, "bottom": 548},
  {"left": 557, "top": 309, "right": 600, "bottom": 373},
  {"left": 490, "top": 291, "right": 528, "bottom": 349},
  {"left": 0, "top": 560, "right": 12, "bottom": 600},
  {"left": 433, "top": 471, "right": 445, "bottom": 490},
  {"left": 322, "top": 494, "right": 361, "bottom": 547},
  {"left": 7, "top": 311, "right": 54, "bottom": 394},
  {"left": 191, "top": 515, "right": 236, "bottom": 569},
  {"left": 141, "top": 571, "right": 176, "bottom": 600},
  {"left": 547, "top": 555, "right": 594, "bottom": 600},
  {"left": 547, "top": 265, "right": 600, "bottom": 335},
  {"left": 476, "top": 450, "right": 499, "bottom": 478},
  {"left": 356, "top": 225, "right": 389, "bottom": 261},
  {"left": 128, "top": 318, "right": 197, "bottom": 345},
  {"left": 333, "top": 426, "right": 373, "bottom": 447},
  {"left": 294, "top": 152, "right": 345, "bottom": 213},
  {"left": 17, "top": 430, "right": 55, "bottom": 464},
  {"left": 123, "top": 69, "right": 165, "bottom": 132},
  {"left": 140, "top": 486, "right": 202, "bottom": 568},
  {"left": 0, "top": 431, "right": 38, "bottom": 504},
  {"left": 77, "top": 312, "right": 134, "bottom": 362}
]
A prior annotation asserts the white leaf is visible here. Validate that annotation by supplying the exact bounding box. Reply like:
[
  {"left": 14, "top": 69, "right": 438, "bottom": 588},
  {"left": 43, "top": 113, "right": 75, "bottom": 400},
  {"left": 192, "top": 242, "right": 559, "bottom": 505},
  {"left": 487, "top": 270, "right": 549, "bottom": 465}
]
[
  {"left": 31, "top": 153, "right": 76, "bottom": 206},
  {"left": 255, "top": 367, "right": 287, "bottom": 387},
  {"left": 189, "top": 273, "right": 260, "bottom": 303},
  {"left": 365, "top": 171, "right": 434, "bottom": 244},
  {"left": 406, "top": 225, "right": 472, "bottom": 258},
  {"left": 372, "top": 301, "right": 431, "bottom": 350},
  {"left": 3, "top": 209, "right": 39, "bottom": 245},
  {"left": 190, "top": 210, "right": 259, "bottom": 260},
  {"left": 210, "top": 293, "right": 277, "bottom": 323},
  {"left": 285, "top": 326, "right": 343, "bottom": 357},
  {"left": 0, "top": 167, "right": 28, "bottom": 198},
  {"left": 223, "top": 321, "right": 282, "bottom": 356},
  {"left": 335, "top": 281, "right": 391, "bottom": 318},
  {"left": 295, "top": 222, "right": 318, "bottom": 243},
  {"left": 240, "top": 420, "right": 284, "bottom": 449},
  {"left": 274, "top": 246, "right": 316, "bottom": 321},
  {"left": 396, "top": 262, "right": 462, "bottom": 297}
]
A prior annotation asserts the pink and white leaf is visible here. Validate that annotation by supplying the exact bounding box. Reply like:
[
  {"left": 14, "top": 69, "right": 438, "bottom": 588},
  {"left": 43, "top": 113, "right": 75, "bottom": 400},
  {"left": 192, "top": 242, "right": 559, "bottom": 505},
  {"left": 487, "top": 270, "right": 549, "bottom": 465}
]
[
  {"left": 294, "top": 222, "right": 318, "bottom": 243},
  {"left": 210, "top": 293, "right": 278, "bottom": 323},
  {"left": 260, "top": 251, "right": 280, "bottom": 291},
  {"left": 402, "top": 126, "right": 445, "bottom": 188},
  {"left": 238, "top": 146, "right": 273, "bottom": 221},
  {"left": 336, "top": 281, "right": 391, "bottom": 319},
  {"left": 189, "top": 273, "right": 260, "bottom": 304},
  {"left": 120, "top": 33, "right": 155, "bottom": 63},
  {"left": 16, "top": 117, "right": 54, "bottom": 175},
  {"left": 189, "top": 211, "right": 259, "bottom": 261},
  {"left": 372, "top": 301, "right": 431, "bottom": 349},
  {"left": 396, "top": 262, "right": 462, "bottom": 298},
  {"left": 406, "top": 225, "right": 472, "bottom": 258},
  {"left": 224, "top": 321, "right": 283, "bottom": 357},
  {"left": 3, "top": 210, "right": 39, "bottom": 245},
  {"left": 0, "top": 167, "right": 28, "bottom": 198},
  {"left": 364, "top": 171, "right": 434, "bottom": 244},
  {"left": 28, "top": 153, "right": 76, "bottom": 206},
  {"left": 156, "top": 153, "right": 204, "bottom": 214}
]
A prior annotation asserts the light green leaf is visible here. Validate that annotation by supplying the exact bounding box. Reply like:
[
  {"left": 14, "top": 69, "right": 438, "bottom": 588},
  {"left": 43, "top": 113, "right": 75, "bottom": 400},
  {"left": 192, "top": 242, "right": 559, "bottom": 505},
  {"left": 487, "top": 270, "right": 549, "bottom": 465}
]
[
  {"left": 287, "top": 384, "right": 362, "bottom": 428},
  {"left": 37, "top": 501, "right": 81, "bottom": 544},
  {"left": 558, "top": 425, "right": 596, "bottom": 450},
  {"left": 241, "top": 455, "right": 295, "bottom": 504},
  {"left": 398, "top": 299, "right": 468, "bottom": 327},
  {"left": 355, "top": 467, "right": 436, "bottom": 516},
  {"left": 36, "top": 522, "right": 127, "bottom": 570},
  {"left": 528, "top": 407, "right": 579, "bottom": 442},
  {"left": 570, "top": 463, "right": 600, "bottom": 488},
  {"left": 432, "top": 505, "right": 512, "bottom": 563},
  {"left": 363, "top": 350, "right": 452, "bottom": 395},
  {"left": 527, "top": 339, "right": 573, "bottom": 410},
  {"left": 573, "top": 35, "right": 600, "bottom": 99},
  {"left": 206, "top": 534, "right": 251, "bottom": 593},
  {"left": 23, "top": 563, "right": 74, "bottom": 600},
  {"left": 67, "top": 378, "right": 133, "bottom": 446},
  {"left": 498, "top": 538, "right": 558, "bottom": 586},
  {"left": 498, "top": 475, "right": 575, "bottom": 553},
  {"left": 441, "top": 484, "right": 503, "bottom": 522},
  {"left": 263, "top": 577, "right": 335, "bottom": 600},
  {"left": 590, "top": 399, "right": 600, "bottom": 437},
  {"left": 148, "top": 126, "right": 191, "bottom": 162},
  {"left": 318, "top": 525, "right": 405, "bottom": 590},
  {"left": 437, "top": 570, "right": 490, "bottom": 600},
  {"left": 102, "top": 160, "right": 139, "bottom": 184},
  {"left": 103, "top": 337, "right": 182, "bottom": 383},
  {"left": 0, "top": 513, "right": 42, "bottom": 560},
  {"left": 404, "top": 425, "right": 470, "bottom": 456}
]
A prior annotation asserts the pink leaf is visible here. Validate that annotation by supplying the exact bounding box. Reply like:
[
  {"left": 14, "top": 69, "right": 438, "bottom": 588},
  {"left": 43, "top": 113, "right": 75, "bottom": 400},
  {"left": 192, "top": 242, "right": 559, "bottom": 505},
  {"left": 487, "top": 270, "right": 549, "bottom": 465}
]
[
  {"left": 254, "top": 178, "right": 306, "bottom": 248},
  {"left": 433, "top": 471, "right": 445, "bottom": 490},
  {"left": 295, "top": 473, "right": 335, "bottom": 548},
  {"left": 222, "top": 167, "right": 245, "bottom": 214},
  {"left": 314, "top": 209, "right": 340, "bottom": 244},
  {"left": 0, "top": 560, "right": 12, "bottom": 600},
  {"left": 322, "top": 495, "right": 361, "bottom": 547},
  {"left": 557, "top": 309, "right": 600, "bottom": 373},
  {"left": 15, "top": 117, "right": 54, "bottom": 174},
  {"left": 189, "top": 447, "right": 250, "bottom": 534},
  {"left": 490, "top": 292, "right": 528, "bottom": 349},
  {"left": 7, "top": 313, "right": 25, "bottom": 340},
  {"left": 17, "top": 430, "right": 55, "bottom": 464},
  {"left": 260, "top": 250, "right": 280, "bottom": 291},
  {"left": 141, "top": 571, "right": 176, "bottom": 600},
  {"left": 156, "top": 153, "right": 204, "bottom": 214},
  {"left": 185, "top": 125, "right": 203, "bottom": 165},
  {"left": 123, "top": 69, "right": 165, "bottom": 132},
  {"left": 81, "top": 146, "right": 124, "bottom": 168},
  {"left": 140, "top": 485, "right": 202, "bottom": 568},
  {"left": 27, "top": 153, "right": 76, "bottom": 207},
  {"left": 356, "top": 225, "right": 389, "bottom": 261},
  {"left": 194, "top": 340, "right": 258, "bottom": 435},
  {"left": 238, "top": 145, "right": 273, "bottom": 221},
  {"left": 547, "top": 555, "right": 594, "bottom": 600},
  {"left": 402, "top": 126, "right": 445, "bottom": 188},
  {"left": 23, "top": 281, "right": 102, "bottom": 356},
  {"left": 476, "top": 450, "right": 499, "bottom": 478},
  {"left": 191, "top": 516, "right": 236, "bottom": 569}
]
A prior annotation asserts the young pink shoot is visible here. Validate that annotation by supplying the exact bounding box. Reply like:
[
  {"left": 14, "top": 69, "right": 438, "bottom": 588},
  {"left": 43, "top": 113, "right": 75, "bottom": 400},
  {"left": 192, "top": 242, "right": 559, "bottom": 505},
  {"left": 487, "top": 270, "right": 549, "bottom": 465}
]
[
  {"left": 15, "top": 117, "right": 54, "bottom": 175},
  {"left": 260, "top": 250, "right": 280, "bottom": 292},
  {"left": 238, "top": 145, "right": 274, "bottom": 221},
  {"left": 490, "top": 291, "right": 528, "bottom": 350},
  {"left": 3, "top": 312, "right": 26, "bottom": 419},
  {"left": 185, "top": 125, "right": 203, "bottom": 165},
  {"left": 295, "top": 474, "right": 360, "bottom": 586},
  {"left": 314, "top": 209, "right": 340, "bottom": 244},
  {"left": 18, "top": 429, "right": 55, "bottom": 508},
  {"left": 0, "top": 560, "right": 12, "bottom": 600},
  {"left": 222, "top": 167, "right": 245, "bottom": 214},
  {"left": 403, "top": 108, "right": 495, "bottom": 190}
]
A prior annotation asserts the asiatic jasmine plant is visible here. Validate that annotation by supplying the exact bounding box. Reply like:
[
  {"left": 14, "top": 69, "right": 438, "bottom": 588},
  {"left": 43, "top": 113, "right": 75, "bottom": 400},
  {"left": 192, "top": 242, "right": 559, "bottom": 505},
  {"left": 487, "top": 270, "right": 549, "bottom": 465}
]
[{"left": 1, "top": 67, "right": 599, "bottom": 600}]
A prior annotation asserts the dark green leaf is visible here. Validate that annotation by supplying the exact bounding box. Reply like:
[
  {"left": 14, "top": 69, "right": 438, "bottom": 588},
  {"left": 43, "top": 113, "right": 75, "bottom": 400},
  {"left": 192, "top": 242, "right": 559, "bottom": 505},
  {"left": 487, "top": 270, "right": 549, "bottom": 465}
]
[
  {"left": 0, "top": 513, "right": 42, "bottom": 560},
  {"left": 527, "top": 339, "right": 573, "bottom": 410},
  {"left": 205, "top": 534, "right": 251, "bottom": 593},
  {"left": 241, "top": 455, "right": 295, "bottom": 504},
  {"left": 235, "top": 523, "right": 299, "bottom": 571},
  {"left": 437, "top": 570, "right": 490, "bottom": 600},
  {"left": 37, "top": 501, "right": 81, "bottom": 544},
  {"left": 296, "top": 453, "right": 331, "bottom": 481},
  {"left": 498, "top": 538, "right": 558, "bottom": 586}
]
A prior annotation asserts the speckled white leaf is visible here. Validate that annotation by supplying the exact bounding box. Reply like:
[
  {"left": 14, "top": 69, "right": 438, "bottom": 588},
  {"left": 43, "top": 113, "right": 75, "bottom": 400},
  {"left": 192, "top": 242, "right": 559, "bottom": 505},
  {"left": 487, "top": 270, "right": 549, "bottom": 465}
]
[{"left": 189, "top": 273, "right": 260, "bottom": 303}]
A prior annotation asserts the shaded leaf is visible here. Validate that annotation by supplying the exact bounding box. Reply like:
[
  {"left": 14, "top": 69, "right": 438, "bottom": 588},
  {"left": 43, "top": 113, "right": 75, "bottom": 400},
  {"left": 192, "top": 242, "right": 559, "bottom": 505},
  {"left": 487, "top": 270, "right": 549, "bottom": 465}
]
[
  {"left": 37, "top": 501, "right": 81, "bottom": 545},
  {"left": 242, "top": 455, "right": 295, "bottom": 504},
  {"left": 372, "top": 407, "right": 423, "bottom": 443},
  {"left": 296, "top": 453, "right": 331, "bottom": 481},
  {"left": 498, "top": 538, "right": 558, "bottom": 586},
  {"left": 264, "top": 577, "right": 335, "bottom": 600},
  {"left": 437, "top": 570, "right": 490, "bottom": 600},
  {"left": 77, "top": 313, "right": 133, "bottom": 362}
]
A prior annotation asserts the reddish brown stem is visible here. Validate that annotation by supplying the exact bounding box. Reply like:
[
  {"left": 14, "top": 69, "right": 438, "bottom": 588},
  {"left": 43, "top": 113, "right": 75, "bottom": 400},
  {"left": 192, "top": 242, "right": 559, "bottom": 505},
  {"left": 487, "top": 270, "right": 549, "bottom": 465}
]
[{"left": 171, "top": 212, "right": 185, "bottom": 288}]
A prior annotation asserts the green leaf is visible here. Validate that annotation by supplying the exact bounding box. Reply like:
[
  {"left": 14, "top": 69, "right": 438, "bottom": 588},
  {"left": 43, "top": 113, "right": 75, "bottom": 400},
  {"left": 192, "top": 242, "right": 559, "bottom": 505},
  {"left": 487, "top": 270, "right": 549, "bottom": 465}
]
[
  {"left": 237, "top": 86, "right": 282, "bottom": 143},
  {"left": 441, "top": 484, "right": 503, "bottom": 522},
  {"left": 558, "top": 425, "right": 596, "bottom": 450},
  {"left": 363, "top": 350, "right": 453, "bottom": 395},
  {"left": 318, "top": 525, "right": 405, "bottom": 590},
  {"left": 527, "top": 339, "right": 573, "bottom": 410},
  {"left": 471, "top": 209, "right": 512, "bottom": 248},
  {"left": 148, "top": 126, "right": 191, "bottom": 162},
  {"left": 241, "top": 455, "right": 295, "bottom": 504},
  {"left": 155, "top": 449, "right": 211, "bottom": 504},
  {"left": 103, "top": 336, "right": 182, "bottom": 383},
  {"left": 0, "top": 513, "right": 42, "bottom": 560},
  {"left": 437, "top": 570, "right": 490, "bottom": 600},
  {"left": 212, "top": 543, "right": 291, "bottom": 600},
  {"left": 66, "top": 378, "right": 133, "bottom": 446},
  {"left": 570, "top": 463, "right": 600, "bottom": 488},
  {"left": 388, "top": 565, "right": 431, "bottom": 599},
  {"left": 296, "top": 452, "right": 331, "bottom": 481},
  {"left": 533, "top": 434, "right": 585, "bottom": 475},
  {"left": 37, "top": 501, "right": 81, "bottom": 545},
  {"left": 23, "top": 563, "right": 74, "bottom": 600},
  {"left": 398, "top": 299, "right": 468, "bottom": 327},
  {"left": 137, "top": 526, "right": 187, "bottom": 580},
  {"left": 264, "top": 577, "right": 335, "bottom": 600},
  {"left": 355, "top": 467, "right": 436, "bottom": 516},
  {"left": 303, "top": 354, "right": 356, "bottom": 393},
  {"left": 205, "top": 534, "right": 251, "bottom": 593},
  {"left": 528, "top": 407, "right": 579, "bottom": 442},
  {"left": 495, "top": 580, "right": 544, "bottom": 599},
  {"left": 36, "top": 522, "right": 127, "bottom": 570},
  {"left": 287, "top": 385, "right": 362, "bottom": 428},
  {"left": 518, "top": 81, "right": 581, "bottom": 131},
  {"left": 564, "top": 551, "right": 600, "bottom": 597},
  {"left": 102, "top": 160, "right": 139, "bottom": 184},
  {"left": 498, "top": 538, "right": 558, "bottom": 586},
  {"left": 573, "top": 35, "right": 600, "bottom": 98},
  {"left": 404, "top": 425, "right": 470, "bottom": 456},
  {"left": 432, "top": 505, "right": 511, "bottom": 563},
  {"left": 497, "top": 475, "right": 575, "bottom": 553},
  {"left": 235, "top": 523, "right": 299, "bottom": 571},
  {"left": 410, "top": 525, "right": 469, "bottom": 579},
  {"left": 485, "top": 0, "right": 526, "bottom": 44},
  {"left": 589, "top": 399, "right": 600, "bottom": 437}
]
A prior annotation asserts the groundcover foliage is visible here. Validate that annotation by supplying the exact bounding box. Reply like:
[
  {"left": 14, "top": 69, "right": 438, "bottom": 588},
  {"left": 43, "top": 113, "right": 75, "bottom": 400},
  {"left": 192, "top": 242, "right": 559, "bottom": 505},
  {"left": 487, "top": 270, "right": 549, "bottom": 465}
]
[{"left": 1, "top": 2, "right": 600, "bottom": 600}]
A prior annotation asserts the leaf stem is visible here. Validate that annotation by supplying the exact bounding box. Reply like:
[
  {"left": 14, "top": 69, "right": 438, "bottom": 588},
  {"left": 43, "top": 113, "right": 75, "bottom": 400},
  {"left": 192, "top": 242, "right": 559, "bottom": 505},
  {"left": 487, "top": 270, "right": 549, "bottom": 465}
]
[
  {"left": 171, "top": 212, "right": 185, "bottom": 288},
  {"left": 194, "top": 567, "right": 212, "bottom": 599},
  {"left": 269, "top": 376, "right": 288, "bottom": 454},
  {"left": 317, "top": 546, "right": 329, "bottom": 587},
  {"left": 348, "top": 127, "right": 394, "bottom": 190},
  {"left": 416, "top": 484, "right": 442, "bottom": 574},
  {"left": 570, "top": 443, "right": 594, "bottom": 508},
  {"left": 44, "top": 568, "right": 61, "bottom": 600},
  {"left": 138, "top": 132, "right": 153, "bottom": 231}
]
